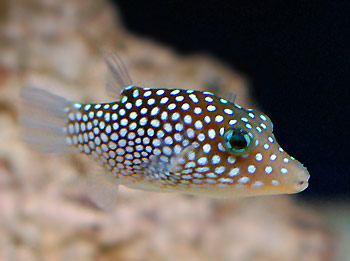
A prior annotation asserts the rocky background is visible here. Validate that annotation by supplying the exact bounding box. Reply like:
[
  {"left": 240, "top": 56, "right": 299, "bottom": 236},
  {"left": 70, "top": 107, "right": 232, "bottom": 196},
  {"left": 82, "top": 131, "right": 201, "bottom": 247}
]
[{"left": 0, "top": 0, "right": 342, "bottom": 260}]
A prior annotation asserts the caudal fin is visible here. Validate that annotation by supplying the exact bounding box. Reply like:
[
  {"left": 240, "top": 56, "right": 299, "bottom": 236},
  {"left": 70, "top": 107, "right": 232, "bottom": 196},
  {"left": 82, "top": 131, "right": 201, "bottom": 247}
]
[
  {"left": 20, "top": 87, "right": 120, "bottom": 211},
  {"left": 19, "top": 87, "right": 73, "bottom": 153}
]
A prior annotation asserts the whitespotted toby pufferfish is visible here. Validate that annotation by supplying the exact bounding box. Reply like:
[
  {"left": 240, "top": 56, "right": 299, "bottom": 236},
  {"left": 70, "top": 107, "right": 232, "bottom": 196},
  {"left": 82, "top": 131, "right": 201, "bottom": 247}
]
[{"left": 20, "top": 54, "right": 310, "bottom": 201}]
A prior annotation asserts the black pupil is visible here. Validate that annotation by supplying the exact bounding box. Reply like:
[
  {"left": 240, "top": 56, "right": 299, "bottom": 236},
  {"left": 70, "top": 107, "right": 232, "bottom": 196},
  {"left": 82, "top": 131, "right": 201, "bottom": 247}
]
[{"left": 229, "top": 132, "right": 248, "bottom": 150}]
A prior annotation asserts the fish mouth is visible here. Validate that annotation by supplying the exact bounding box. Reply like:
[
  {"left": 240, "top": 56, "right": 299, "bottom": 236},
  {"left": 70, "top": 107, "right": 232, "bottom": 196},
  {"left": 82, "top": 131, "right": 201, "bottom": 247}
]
[{"left": 293, "top": 166, "right": 310, "bottom": 192}]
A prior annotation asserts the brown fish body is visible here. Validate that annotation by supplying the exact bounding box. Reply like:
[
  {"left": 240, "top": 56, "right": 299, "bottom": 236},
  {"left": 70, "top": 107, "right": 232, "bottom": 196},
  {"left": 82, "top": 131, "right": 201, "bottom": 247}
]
[{"left": 64, "top": 86, "right": 309, "bottom": 197}]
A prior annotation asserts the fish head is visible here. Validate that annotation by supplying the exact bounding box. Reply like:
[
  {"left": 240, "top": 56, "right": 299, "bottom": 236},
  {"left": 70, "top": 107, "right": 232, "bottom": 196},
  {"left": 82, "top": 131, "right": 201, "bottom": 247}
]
[
  {"left": 197, "top": 94, "right": 309, "bottom": 196},
  {"left": 213, "top": 103, "right": 310, "bottom": 196}
]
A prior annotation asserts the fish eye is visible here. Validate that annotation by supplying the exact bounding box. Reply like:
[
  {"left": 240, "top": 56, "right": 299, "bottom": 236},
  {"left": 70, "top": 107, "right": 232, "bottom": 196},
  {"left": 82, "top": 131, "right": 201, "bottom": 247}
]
[{"left": 223, "top": 128, "right": 252, "bottom": 155}]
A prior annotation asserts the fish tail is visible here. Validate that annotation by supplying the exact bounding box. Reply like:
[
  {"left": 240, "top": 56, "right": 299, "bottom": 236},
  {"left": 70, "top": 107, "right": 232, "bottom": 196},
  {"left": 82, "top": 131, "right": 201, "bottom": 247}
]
[{"left": 19, "top": 87, "right": 73, "bottom": 153}]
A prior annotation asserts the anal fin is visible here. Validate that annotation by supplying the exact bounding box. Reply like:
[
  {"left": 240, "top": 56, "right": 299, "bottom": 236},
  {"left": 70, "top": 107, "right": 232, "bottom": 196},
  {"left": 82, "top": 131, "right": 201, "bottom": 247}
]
[{"left": 73, "top": 167, "right": 120, "bottom": 213}]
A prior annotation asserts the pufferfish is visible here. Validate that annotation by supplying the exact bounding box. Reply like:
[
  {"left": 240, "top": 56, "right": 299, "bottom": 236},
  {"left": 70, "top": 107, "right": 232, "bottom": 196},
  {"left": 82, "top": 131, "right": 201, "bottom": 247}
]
[{"left": 20, "top": 54, "right": 309, "bottom": 202}]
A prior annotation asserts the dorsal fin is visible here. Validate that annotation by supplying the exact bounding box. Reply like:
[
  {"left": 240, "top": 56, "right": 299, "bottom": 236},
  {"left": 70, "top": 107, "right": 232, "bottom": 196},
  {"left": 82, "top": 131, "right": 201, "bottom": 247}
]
[
  {"left": 104, "top": 53, "right": 134, "bottom": 99},
  {"left": 225, "top": 92, "right": 237, "bottom": 103}
]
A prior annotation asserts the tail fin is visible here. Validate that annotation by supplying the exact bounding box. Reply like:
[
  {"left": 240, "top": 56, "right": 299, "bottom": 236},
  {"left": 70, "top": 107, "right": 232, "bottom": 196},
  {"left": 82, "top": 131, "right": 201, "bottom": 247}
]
[{"left": 19, "top": 87, "right": 73, "bottom": 153}]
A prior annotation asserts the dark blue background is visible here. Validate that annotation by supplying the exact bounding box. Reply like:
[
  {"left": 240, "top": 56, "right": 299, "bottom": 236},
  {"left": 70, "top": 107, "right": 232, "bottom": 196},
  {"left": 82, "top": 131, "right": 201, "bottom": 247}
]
[{"left": 114, "top": 1, "right": 349, "bottom": 198}]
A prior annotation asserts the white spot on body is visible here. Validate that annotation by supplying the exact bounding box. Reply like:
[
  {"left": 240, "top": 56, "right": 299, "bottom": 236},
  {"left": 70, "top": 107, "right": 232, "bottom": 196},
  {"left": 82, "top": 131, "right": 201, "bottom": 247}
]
[
  {"left": 255, "top": 153, "right": 263, "bottom": 161},
  {"left": 120, "top": 119, "right": 128, "bottom": 126},
  {"left": 150, "top": 107, "right": 159, "bottom": 116},
  {"left": 156, "top": 90, "right": 165, "bottom": 96},
  {"left": 203, "top": 144, "right": 211, "bottom": 154},
  {"left": 197, "top": 133, "right": 205, "bottom": 142},
  {"left": 118, "top": 139, "right": 127, "bottom": 147},
  {"left": 139, "top": 117, "right": 148, "bottom": 126},
  {"left": 163, "top": 123, "right": 172, "bottom": 133},
  {"left": 215, "top": 115, "right": 224, "bottom": 123},
  {"left": 260, "top": 115, "right": 267, "bottom": 121},
  {"left": 147, "top": 98, "right": 155, "bottom": 106},
  {"left": 206, "top": 173, "right": 217, "bottom": 179},
  {"left": 229, "top": 120, "right": 237, "bottom": 126},
  {"left": 265, "top": 166, "right": 273, "bottom": 174},
  {"left": 160, "top": 97, "right": 169, "bottom": 104},
  {"left": 189, "top": 94, "right": 199, "bottom": 103},
  {"left": 252, "top": 181, "right": 264, "bottom": 188},
  {"left": 151, "top": 119, "right": 160, "bottom": 128},
  {"left": 184, "top": 115, "right": 192, "bottom": 124},
  {"left": 215, "top": 166, "right": 225, "bottom": 174},
  {"left": 248, "top": 165, "right": 256, "bottom": 174},
  {"left": 96, "top": 111, "right": 103, "bottom": 118},
  {"left": 238, "top": 176, "right": 250, "bottom": 184},
  {"left": 144, "top": 91, "right": 152, "bottom": 97},
  {"left": 119, "top": 109, "right": 126, "bottom": 116},
  {"left": 168, "top": 103, "right": 176, "bottom": 110},
  {"left": 198, "top": 157, "right": 208, "bottom": 165},
  {"left": 207, "top": 105, "right": 216, "bottom": 112},
  {"left": 74, "top": 103, "right": 82, "bottom": 109},
  {"left": 101, "top": 133, "right": 108, "bottom": 143},
  {"left": 125, "top": 103, "right": 132, "bottom": 110},
  {"left": 218, "top": 143, "right": 226, "bottom": 152},
  {"left": 211, "top": 155, "right": 221, "bottom": 165},
  {"left": 135, "top": 99, "right": 142, "bottom": 107},
  {"left": 181, "top": 103, "right": 190, "bottom": 111},
  {"left": 228, "top": 156, "right": 236, "bottom": 164},
  {"left": 271, "top": 180, "right": 279, "bottom": 186},
  {"left": 187, "top": 128, "right": 195, "bottom": 139},
  {"left": 175, "top": 96, "right": 184, "bottom": 102},
  {"left": 205, "top": 97, "right": 213, "bottom": 103},
  {"left": 219, "top": 178, "right": 233, "bottom": 183},
  {"left": 194, "top": 107, "right": 202, "bottom": 115},
  {"left": 224, "top": 108, "right": 233, "bottom": 115},
  {"left": 281, "top": 168, "right": 288, "bottom": 174},
  {"left": 140, "top": 108, "right": 147, "bottom": 115},
  {"left": 175, "top": 123, "right": 184, "bottom": 132},
  {"left": 228, "top": 168, "right": 240, "bottom": 177},
  {"left": 208, "top": 129, "right": 216, "bottom": 139},
  {"left": 194, "top": 120, "right": 203, "bottom": 130}
]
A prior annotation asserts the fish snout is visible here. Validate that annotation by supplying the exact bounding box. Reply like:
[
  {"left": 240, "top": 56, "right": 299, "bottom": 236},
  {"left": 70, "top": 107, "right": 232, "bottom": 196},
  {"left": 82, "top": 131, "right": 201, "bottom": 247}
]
[{"left": 292, "top": 162, "right": 310, "bottom": 192}]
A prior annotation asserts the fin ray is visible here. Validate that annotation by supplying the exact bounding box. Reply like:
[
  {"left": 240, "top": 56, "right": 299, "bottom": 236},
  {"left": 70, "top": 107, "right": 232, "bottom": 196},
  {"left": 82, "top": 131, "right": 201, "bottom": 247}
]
[
  {"left": 223, "top": 92, "right": 236, "bottom": 103},
  {"left": 78, "top": 167, "right": 120, "bottom": 212},
  {"left": 104, "top": 53, "right": 133, "bottom": 98},
  {"left": 20, "top": 87, "right": 73, "bottom": 153}
]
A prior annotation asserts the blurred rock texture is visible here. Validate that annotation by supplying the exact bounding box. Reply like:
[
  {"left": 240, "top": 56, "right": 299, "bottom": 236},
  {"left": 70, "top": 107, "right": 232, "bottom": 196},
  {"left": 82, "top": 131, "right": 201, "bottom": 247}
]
[{"left": 0, "top": 0, "right": 334, "bottom": 260}]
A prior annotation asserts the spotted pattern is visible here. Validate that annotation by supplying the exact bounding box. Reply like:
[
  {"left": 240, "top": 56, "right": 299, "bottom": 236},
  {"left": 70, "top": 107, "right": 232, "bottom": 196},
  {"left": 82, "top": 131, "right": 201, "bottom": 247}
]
[{"left": 64, "top": 86, "right": 309, "bottom": 197}]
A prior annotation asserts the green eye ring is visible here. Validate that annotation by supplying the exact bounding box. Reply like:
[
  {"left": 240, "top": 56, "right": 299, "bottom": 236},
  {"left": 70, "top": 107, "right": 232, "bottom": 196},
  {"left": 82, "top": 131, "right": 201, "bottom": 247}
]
[{"left": 223, "top": 128, "right": 253, "bottom": 155}]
